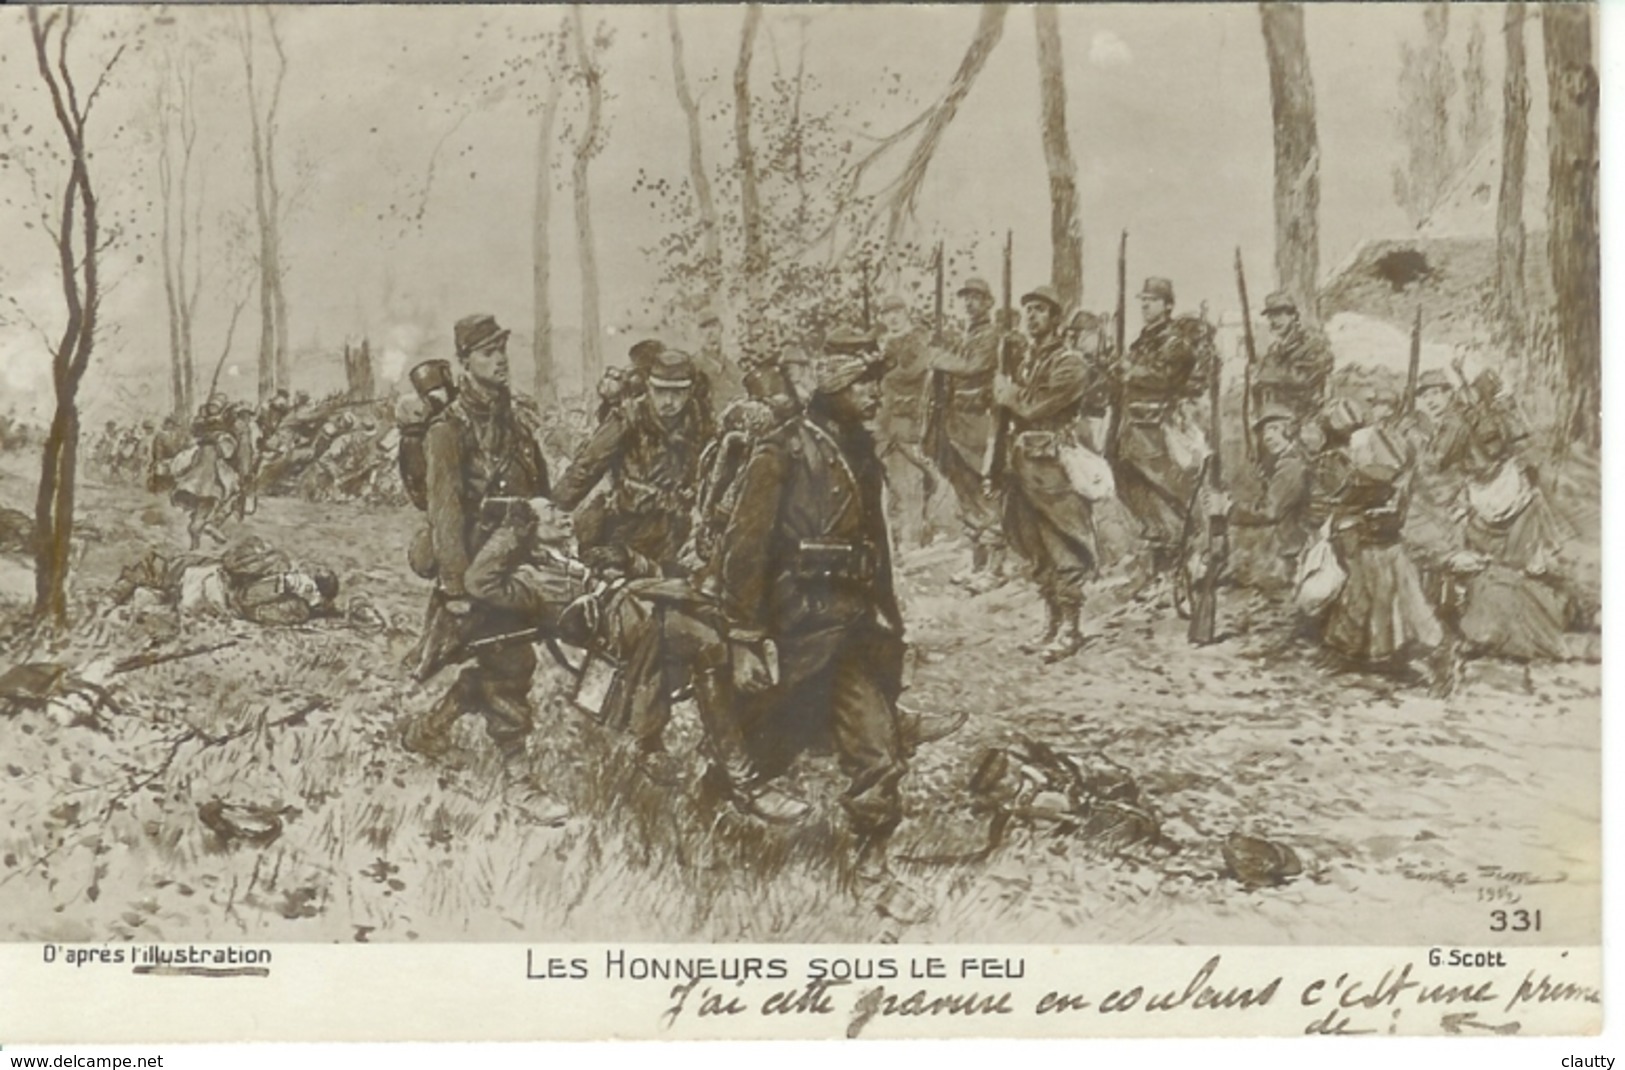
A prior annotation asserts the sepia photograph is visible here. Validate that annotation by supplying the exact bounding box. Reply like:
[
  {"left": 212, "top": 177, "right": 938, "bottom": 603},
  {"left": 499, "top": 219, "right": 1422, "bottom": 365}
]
[{"left": 0, "top": 1, "right": 1603, "bottom": 1043}]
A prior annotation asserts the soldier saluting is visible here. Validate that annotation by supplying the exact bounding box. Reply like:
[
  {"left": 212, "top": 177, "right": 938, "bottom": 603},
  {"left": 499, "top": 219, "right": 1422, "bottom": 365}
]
[
  {"left": 926, "top": 277, "right": 1017, "bottom": 590},
  {"left": 1113, "top": 276, "right": 1216, "bottom": 582},
  {"left": 402, "top": 315, "right": 560, "bottom": 819},
  {"left": 992, "top": 286, "right": 1100, "bottom": 662}
]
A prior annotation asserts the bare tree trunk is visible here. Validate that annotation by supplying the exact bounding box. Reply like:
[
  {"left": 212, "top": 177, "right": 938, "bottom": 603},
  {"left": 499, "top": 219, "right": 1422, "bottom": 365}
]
[
  {"left": 1495, "top": 1, "right": 1529, "bottom": 352},
  {"left": 570, "top": 5, "right": 604, "bottom": 383},
  {"left": 156, "top": 74, "right": 185, "bottom": 417},
  {"left": 1034, "top": 4, "right": 1082, "bottom": 309},
  {"left": 669, "top": 8, "right": 722, "bottom": 311},
  {"left": 264, "top": 9, "right": 290, "bottom": 393},
  {"left": 879, "top": 5, "right": 1006, "bottom": 249},
  {"left": 239, "top": 11, "right": 276, "bottom": 403},
  {"left": 27, "top": 7, "right": 118, "bottom": 628},
  {"left": 532, "top": 75, "right": 563, "bottom": 403},
  {"left": 176, "top": 59, "right": 200, "bottom": 414},
  {"left": 1542, "top": 2, "right": 1599, "bottom": 449},
  {"left": 734, "top": 4, "right": 765, "bottom": 336},
  {"left": 791, "top": 16, "right": 810, "bottom": 233},
  {"left": 816, "top": 5, "right": 1005, "bottom": 261},
  {"left": 1259, "top": 2, "right": 1322, "bottom": 326}
]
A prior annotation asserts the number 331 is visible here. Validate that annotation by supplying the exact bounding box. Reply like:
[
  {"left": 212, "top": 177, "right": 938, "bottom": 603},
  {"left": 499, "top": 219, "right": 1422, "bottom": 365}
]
[{"left": 1490, "top": 909, "right": 1541, "bottom": 932}]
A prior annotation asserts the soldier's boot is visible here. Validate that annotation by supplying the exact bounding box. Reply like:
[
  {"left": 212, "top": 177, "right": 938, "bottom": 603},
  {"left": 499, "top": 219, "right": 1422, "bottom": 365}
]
[
  {"left": 1020, "top": 601, "right": 1061, "bottom": 653},
  {"left": 965, "top": 546, "right": 1012, "bottom": 595},
  {"left": 401, "top": 691, "right": 463, "bottom": 759},
  {"left": 693, "top": 670, "right": 809, "bottom": 825},
  {"left": 484, "top": 694, "right": 536, "bottom": 764},
  {"left": 896, "top": 703, "right": 969, "bottom": 752},
  {"left": 702, "top": 752, "right": 810, "bottom": 825},
  {"left": 1041, "top": 604, "right": 1088, "bottom": 664},
  {"left": 951, "top": 543, "right": 991, "bottom": 588},
  {"left": 632, "top": 737, "right": 684, "bottom": 787}
]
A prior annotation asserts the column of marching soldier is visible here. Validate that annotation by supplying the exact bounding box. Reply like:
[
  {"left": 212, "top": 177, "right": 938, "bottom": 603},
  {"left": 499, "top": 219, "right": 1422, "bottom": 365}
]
[{"left": 393, "top": 260, "right": 1581, "bottom": 919}]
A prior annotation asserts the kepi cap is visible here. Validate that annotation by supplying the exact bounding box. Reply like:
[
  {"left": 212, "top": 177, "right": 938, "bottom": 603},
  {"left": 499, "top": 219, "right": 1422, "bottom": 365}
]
[
  {"left": 1262, "top": 291, "right": 1298, "bottom": 316},
  {"left": 956, "top": 278, "right": 993, "bottom": 301},
  {"left": 454, "top": 314, "right": 510, "bottom": 357},
  {"left": 1138, "top": 277, "right": 1175, "bottom": 304},
  {"left": 646, "top": 348, "right": 697, "bottom": 387},
  {"left": 1020, "top": 285, "right": 1063, "bottom": 314}
]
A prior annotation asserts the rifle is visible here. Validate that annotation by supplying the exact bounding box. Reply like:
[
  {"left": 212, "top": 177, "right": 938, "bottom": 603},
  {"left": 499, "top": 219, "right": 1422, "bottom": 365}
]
[
  {"left": 112, "top": 640, "right": 239, "bottom": 676},
  {"left": 921, "top": 241, "right": 950, "bottom": 469},
  {"left": 981, "top": 230, "right": 1016, "bottom": 484},
  {"left": 1402, "top": 304, "right": 1423, "bottom": 418},
  {"left": 1103, "top": 230, "right": 1128, "bottom": 464},
  {"left": 1234, "top": 249, "right": 1260, "bottom": 463},
  {"left": 1186, "top": 313, "right": 1227, "bottom": 647},
  {"left": 861, "top": 257, "right": 873, "bottom": 333}
]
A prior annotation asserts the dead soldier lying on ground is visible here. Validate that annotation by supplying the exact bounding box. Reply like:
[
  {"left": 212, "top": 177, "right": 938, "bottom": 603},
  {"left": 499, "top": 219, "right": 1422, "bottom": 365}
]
[{"left": 108, "top": 535, "right": 383, "bottom": 629}]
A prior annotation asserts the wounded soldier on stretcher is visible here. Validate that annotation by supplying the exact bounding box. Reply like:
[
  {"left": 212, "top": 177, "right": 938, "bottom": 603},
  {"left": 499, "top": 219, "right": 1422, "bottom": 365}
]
[{"left": 443, "top": 496, "right": 810, "bottom": 824}]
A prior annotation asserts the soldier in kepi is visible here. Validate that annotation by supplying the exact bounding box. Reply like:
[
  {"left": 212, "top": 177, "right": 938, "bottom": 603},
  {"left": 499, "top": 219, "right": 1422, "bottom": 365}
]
[
  {"left": 401, "top": 314, "right": 565, "bottom": 823},
  {"left": 992, "top": 286, "right": 1100, "bottom": 662},
  {"left": 714, "top": 332, "right": 953, "bottom": 920},
  {"left": 554, "top": 347, "right": 710, "bottom": 579},
  {"left": 1250, "top": 291, "right": 1334, "bottom": 427},
  {"left": 926, "top": 277, "right": 1012, "bottom": 591},
  {"left": 1113, "top": 276, "right": 1215, "bottom": 587}
]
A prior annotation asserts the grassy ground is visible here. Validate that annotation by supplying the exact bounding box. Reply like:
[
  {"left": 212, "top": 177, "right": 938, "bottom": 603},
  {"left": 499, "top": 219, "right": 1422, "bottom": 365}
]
[{"left": 0, "top": 453, "right": 1601, "bottom": 945}]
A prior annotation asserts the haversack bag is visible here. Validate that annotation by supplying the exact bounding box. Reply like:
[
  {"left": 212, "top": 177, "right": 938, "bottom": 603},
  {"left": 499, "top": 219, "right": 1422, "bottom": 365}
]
[{"left": 1292, "top": 524, "right": 1346, "bottom": 617}]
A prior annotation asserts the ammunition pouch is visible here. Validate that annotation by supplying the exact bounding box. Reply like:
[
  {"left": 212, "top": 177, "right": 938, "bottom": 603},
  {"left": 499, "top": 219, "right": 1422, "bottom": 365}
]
[
  {"left": 479, "top": 496, "right": 537, "bottom": 530},
  {"left": 790, "top": 538, "right": 879, "bottom": 583}
]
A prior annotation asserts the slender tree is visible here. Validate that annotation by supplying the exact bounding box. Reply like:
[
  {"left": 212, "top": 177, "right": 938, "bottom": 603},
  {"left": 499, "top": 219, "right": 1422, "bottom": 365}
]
[
  {"left": 1495, "top": 1, "right": 1529, "bottom": 352},
  {"left": 263, "top": 11, "right": 290, "bottom": 390},
  {"left": 1542, "top": 2, "right": 1599, "bottom": 448},
  {"left": 23, "top": 8, "right": 128, "bottom": 626},
  {"left": 532, "top": 29, "right": 566, "bottom": 403},
  {"left": 669, "top": 8, "right": 722, "bottom": 313},
  {"left": 155, "top": 42, "right": 204, "bottom": 418},
  {"left": 236, "top": 6, "right": 289, "bottom": 401},
  {"left": 1034, "top": 4, "right": 1082, "bottom": 309},
  {"left": 823, "top": 5, "right": 1006, "bottom": 257},
  {"left": 1459, "top": 12, "right": 1492, "bottom": 166},
  {"left": 734, "top": 4, "right": 765, "bottom": 335},
  {"left": 568, "top": 6, "right": 607, "bottom": 383},
  {"left": 155, "top": 67, "right": 186, "bottom": 416},
  {"left": 1392, "top": 2, "right": 1456, "bottom": 227},
  {"left": 1259, "top": 2, "right": 1321, "bottom": 325}
]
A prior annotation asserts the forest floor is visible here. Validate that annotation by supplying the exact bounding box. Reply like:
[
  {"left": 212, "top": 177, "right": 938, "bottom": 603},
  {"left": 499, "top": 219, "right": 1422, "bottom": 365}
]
[{"left": 0, "top": 452, "right": 1601, "bottom": 947}]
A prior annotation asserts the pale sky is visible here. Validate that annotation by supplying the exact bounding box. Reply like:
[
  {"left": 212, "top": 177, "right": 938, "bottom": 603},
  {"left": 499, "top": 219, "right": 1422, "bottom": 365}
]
[{"left": 0, "top": 3, "right": 1547, "bottom": 419}]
